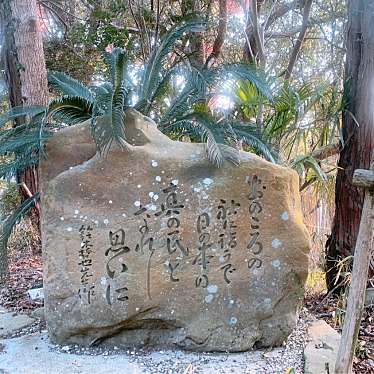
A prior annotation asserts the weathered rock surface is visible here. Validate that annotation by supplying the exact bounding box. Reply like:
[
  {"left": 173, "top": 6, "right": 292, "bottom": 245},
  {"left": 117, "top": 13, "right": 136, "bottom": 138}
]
[{"left": 40, "top": 109, "right": 310, "bottom": 351}]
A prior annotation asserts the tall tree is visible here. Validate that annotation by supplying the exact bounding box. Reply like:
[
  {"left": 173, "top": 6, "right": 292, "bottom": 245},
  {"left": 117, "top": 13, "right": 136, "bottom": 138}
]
[
  {"left": 0, "top": 0, "right": 49, "bottom": 203},
  {"left": 326, "top": 0, "right": 374, "bottom": 290}
]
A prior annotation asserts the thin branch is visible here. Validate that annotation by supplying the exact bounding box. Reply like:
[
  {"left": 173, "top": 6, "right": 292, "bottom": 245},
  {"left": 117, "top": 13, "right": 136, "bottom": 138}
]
[
  {"left": 153, "top": 0, "right": 161, "bottom": 50},
  {"left": 284, "top": 0, "right": 313, "bottom": 80},
  {"left": 128, "top": 0, "right": 146, "bottom": 61},
  {"left": 242, "top": 0, "right": 255, "bottom": 61},
  {"left": 264, "top": 0, "right": 301, "bottom": 30},
  {"left": 250, "top": 0, "right": 266, "bottom": 67}
]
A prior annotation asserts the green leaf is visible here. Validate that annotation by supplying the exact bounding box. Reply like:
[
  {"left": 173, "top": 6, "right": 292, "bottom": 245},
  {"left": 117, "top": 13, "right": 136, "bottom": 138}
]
[
  {"left": 48, "top": 71, "right": 94, "bottom": 102},
  {"left": 140, "top": 18, "right": 205, "bottom": 103},
  {"left": 48, "top": 96, "right": 93, "bottom": 125},
  {"left": 230, "top": 122, "right": 276, "bottom": 162},
  {"left": 215, "top": 63, "right": 273, "bottom": 101},
  {"left": 0, "top": 106, "right": 46, "bottom": 129}
]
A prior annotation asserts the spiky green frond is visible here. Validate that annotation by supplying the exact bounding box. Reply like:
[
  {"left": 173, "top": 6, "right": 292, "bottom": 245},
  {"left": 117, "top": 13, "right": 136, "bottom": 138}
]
[
  {"left": 139, "top": 18, "right": 205, "bottom": 103},
  {"left": 0, "top": 127, "right": 50, "bottom": 156},
  {"left": 229, "top": 122, "right": 275, "bottom": 162},
  {"left": 103, "top": 48, "right": 128, "bottom": 87},
  {"left": 291, "top": 155, "right": 327, "bottom": 182},
  {"left": 91, "top": 83, "right": 114, "bottom": 115},
  {"left": 48, "top": 96, "right": 93, "bottom": 125},
  {"left": 137, "top": 65, "right": 181, "bottom": 115},
  {"left": 111, "top": 83, "right": 128, "bottom": 147},
  {"left": 160, "top": 65, "right": 209, "bottom": 125},
  {"left": 0, "top": 193, "right": 40, "bottom": 278},
  {"left": 0, "top": 106, "right": 46, "bottom": 129},
  {"left": 48, "top": 71, "right": 94, "bottom": 101},
  {"left": 214, "top": 63, "right": 273, "bottom": 101},
  {"left": 0, "top": 155, "right": 39, "bottom": 180},
  {"left": 161, "top": 112, "right": 239, "bottom": 167},
  {"left": 91, "top": 84, "right": 130, "bottom": 154}
]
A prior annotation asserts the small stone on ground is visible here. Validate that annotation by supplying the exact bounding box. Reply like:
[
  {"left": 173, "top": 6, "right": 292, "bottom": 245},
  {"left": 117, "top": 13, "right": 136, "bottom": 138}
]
[
  {"left": 0, "top": 312, "right": 36, "bottom": 338},
  {"left": 304, "top": 319, "right": 340, "bottom": 374}
]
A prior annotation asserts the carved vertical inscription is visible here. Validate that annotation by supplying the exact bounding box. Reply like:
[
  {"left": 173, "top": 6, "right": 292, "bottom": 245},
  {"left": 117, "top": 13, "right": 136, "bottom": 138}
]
[
  {"left": 78, "top": 224, "right": 95, "bottom": 304},
  {"left": 156, "top": 183, "right": 189, "bottom": 283},
  {"left": 193, "top": 212, "right": 214, "bottom": 288},
  {"left": 105, "top": 228, "right": 129, "bottom": 305},
  {"left": 217, "top": 199, "right": 240, "bottom": 284},
  {"left": 246, "top": 175, "right": 266, "bottom": 271},
  {"left": 74, "top": 176, "right": 268, "bottom": 306},
  {"left": 134, "top": 207, "right": 155, "bottom": 300},
  {"left": 133, "top": 181, "right": 189, "bottom": 298}
]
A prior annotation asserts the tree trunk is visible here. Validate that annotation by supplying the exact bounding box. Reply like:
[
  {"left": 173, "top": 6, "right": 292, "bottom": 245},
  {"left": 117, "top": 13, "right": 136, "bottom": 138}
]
[
  {"left": 326, "top": 0, "right": 374, "bottom": 291},
  {"left": 182, "top": 0, "right": 206, "bottom": 67},
  {"left": 1, "top": 0, "right": 49, "bottom": 209}
]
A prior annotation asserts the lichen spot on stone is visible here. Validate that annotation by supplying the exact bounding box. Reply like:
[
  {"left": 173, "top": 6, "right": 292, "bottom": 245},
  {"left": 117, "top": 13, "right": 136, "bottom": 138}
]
[
  {"left": 171, "top": 179, "right": 179, "bottom": 186},
  {"left": 103, "top": 219, "right": 109, "bottom": 225},
  {"left": 60, "top": 217, "right": 64, "bottom": 221},
  {"left": 134, "top": 201, "right": 141, "bottom": 207},
  {"left": 151, "top": 160, "right": 158, "bottom": 167},
  {"left": 281, "top": 211, "right": 289, "bottom": 221},
  {"left": 271, "top": 238, "right": 282, "bottom": 249},
  {"left": 205, "top": 294, "right": 214, "bottom": 303},
  {"left": 66, "top": 227, "right": 73, "bottom": 232},
  {"left": 272, "top": 259, "right": 281, "bottom": 269},
  {"left": 74, "top": 210, "right": 79, "bottom": 215},
  {"left": 155, "top": 176, "right": 161, "bottom": 182}
]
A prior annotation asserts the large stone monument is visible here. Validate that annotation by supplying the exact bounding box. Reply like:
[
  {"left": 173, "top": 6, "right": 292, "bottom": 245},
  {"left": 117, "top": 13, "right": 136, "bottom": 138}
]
[{"left": 40, "top": 109, "right": 310, "bottom": 351}]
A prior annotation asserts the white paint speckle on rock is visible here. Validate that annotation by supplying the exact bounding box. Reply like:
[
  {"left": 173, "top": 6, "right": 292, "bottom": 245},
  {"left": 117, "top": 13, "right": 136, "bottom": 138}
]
[
  {"left": 207, "top": 284, "right": 218, "bottom": 294},
  {"left": 229, "top": 317, "right": 238, "bottom": 326},
  {"left": 281, "top": 211, "right": 289, "bottom": 221},
  {"left": 271, "top": 238, "right": 282, "bottom": 249}
]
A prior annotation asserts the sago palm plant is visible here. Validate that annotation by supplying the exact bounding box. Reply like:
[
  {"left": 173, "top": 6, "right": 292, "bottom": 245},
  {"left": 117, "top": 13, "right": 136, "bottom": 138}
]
[{"left": 0, "top": 18, "right": 273, "bottom": 277}]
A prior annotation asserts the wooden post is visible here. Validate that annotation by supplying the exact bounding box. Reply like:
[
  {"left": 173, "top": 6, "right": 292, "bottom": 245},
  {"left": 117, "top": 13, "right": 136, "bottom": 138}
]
[{"left": 335, "top": 151, "right": 374, "bottom": 374}]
